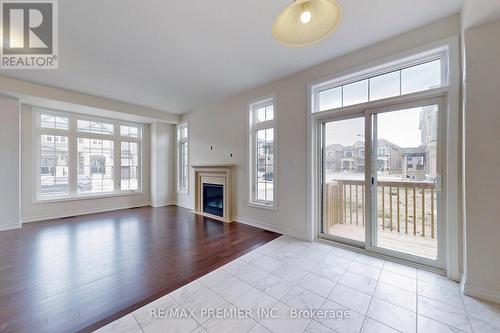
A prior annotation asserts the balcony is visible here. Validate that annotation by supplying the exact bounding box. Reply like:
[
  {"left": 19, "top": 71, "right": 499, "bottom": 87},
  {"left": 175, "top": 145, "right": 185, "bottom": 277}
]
[{"left": 323, "top": 179, "right": 437, "bottom": 259}]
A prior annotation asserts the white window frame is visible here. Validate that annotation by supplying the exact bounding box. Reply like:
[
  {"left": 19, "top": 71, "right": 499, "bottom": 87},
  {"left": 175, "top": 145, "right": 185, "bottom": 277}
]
[
  {"left": 248, "top": 95, "right": 277, "bottom": 210},
  {"left": 177, "top": 122, "right": 189, "bottom": 194},
  {"left": 307, "top": 37, "right": 460, "bottom": 279},
  {"left": 33, "top": 108, "right": 144, "bottom": 203},
  {"left": 312, "top": 49, "right": 448, "bottom": 114}
]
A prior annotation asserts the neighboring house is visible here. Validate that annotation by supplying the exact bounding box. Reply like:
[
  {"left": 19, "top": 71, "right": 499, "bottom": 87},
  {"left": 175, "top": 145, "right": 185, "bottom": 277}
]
[
  {"left": 256, "top": 136, "right": 274, "bottom": 176},
  {"left": 40, "top": 135, "right": 68, "bottom": 177},
  {"left": 401, "top": 146, "right": 426, "bottom": 181},
  {"left": 420, "top": 105, "right": 438, "bottom": 178},
  {"left": 325, "top": 106, "right": 438, "bottom": 181},
  {"left": 340, "top": 141, "right": 365, "bottom": 172},
  {"left": 376, "top": 139, "right": 401, "bottom": 173},
  {"left": 325, "top": 139, "right": 401, "bottom": 173},
  {"left": 324, "top": 144, "right": 344, "bottom": 171},
  {"left": 399, "top": 105, "right": 438, "bottom": 181}
]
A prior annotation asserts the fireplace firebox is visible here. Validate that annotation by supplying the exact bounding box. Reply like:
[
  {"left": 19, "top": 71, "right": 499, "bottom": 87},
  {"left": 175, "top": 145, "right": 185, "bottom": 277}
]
[{"left": 203, "top": 183, "right": 224, "bottom": 217}]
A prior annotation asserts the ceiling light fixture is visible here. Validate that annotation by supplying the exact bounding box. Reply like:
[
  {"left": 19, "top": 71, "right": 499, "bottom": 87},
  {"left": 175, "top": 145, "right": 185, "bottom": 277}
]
[{"left": 272, "top": 0, "right": 343, "bottom": 47}]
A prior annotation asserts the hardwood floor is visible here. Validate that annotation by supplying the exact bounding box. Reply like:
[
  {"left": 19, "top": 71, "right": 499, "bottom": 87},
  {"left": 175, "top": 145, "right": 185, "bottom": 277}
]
[{"left": 0, "top": 206, "right": 280, "bottom": 333}]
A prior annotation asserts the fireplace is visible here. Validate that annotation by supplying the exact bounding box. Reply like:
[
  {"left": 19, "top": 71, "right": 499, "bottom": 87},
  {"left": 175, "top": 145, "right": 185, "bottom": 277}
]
[
  {"left": 192, "top": 164, "right": 233, "bottom": 223},
  {"left": 203, "top": 183, "right": 224, "bottom": 217}
]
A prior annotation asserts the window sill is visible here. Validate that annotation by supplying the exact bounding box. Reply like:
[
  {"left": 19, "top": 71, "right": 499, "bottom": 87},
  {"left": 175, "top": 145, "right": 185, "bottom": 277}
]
[
  {"left": 177, "top": 190, "right": 189, "bottom": 195},
  {"left": 248, "top": 201, "right": 277, "bottom": 211},
  {"left": 34, "top": 191, "right": 145, "bottom": 204}
]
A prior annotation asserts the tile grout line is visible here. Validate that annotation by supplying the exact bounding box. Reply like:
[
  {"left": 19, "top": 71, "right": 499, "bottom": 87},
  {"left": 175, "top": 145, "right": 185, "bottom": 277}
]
[
  {"left": 459, "top": 291, "right": 474, "bottom": 333},
  {"left": 125, "top": 238, "right": 478, "bottom": 333},
  {"left": 359, "top": 259, "right": 385, "bottom": 333},
  {"left": 416, "top": 269, "right": 419, "bottom": 333},
  {"left": 131, "top": 313, "right": 146, "bottom": 333}
]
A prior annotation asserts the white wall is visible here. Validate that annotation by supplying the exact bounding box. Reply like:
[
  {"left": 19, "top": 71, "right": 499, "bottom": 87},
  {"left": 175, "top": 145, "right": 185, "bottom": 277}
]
[
  {"left": 0, "top": 95, "right": 20, "bottom": 231},
  {"left": 462, "top": 18, "right": 500, "bottom": 303},
  {"left": 0, "top": 75, "right": 179, "bottom": 124},
  {"left": 462, "top": 0, "right": 500, "bottom": 30},
  {"left": 20, "top": 104, "right": 152, "bottom": 222},
  {"left": 179, "top": 15, "right": 461, "bottom": 239},
  {"left": 151, "top": 122, "right": 176, "bottom": 207}
]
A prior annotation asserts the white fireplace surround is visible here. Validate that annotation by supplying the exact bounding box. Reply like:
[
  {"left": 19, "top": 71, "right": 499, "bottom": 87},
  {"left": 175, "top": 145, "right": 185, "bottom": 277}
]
[{"left": 192, "top": 164, "right": 234, "bottom": 223}]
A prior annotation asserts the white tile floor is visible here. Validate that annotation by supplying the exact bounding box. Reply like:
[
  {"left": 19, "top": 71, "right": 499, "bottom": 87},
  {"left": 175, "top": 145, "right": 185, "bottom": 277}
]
[{"left": 96, "top": 236, "right": 500, "bottom": 333}]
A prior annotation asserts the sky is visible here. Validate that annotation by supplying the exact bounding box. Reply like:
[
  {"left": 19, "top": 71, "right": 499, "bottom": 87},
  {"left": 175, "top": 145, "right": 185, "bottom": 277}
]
[{"left": 325, "top": 107, "right": 428, "bottom": 148}]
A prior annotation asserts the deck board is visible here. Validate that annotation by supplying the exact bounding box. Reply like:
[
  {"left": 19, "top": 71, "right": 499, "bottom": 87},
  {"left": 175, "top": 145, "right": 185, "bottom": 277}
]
[{"left": 329, "top": 223, "right": 437, "bottom": 259}]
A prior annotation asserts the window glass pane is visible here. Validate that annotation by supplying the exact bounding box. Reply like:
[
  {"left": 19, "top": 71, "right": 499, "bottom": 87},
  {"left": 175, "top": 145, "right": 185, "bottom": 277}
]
[
  {"left": 177, "top": 124, "right": 189, "bottom": 191},
  {"left": 121, "top": 125, "right": 140, "bottom": 138},
  {"left": 90, "top": 122, "right": 103, "bottom": 134},
  {"left": 255, "top": 128, "right": 274, "bottom": 202},
  {"left": 102, "top": 123, "right": 114, "bottom": 135},
  {"left": 41, "top": 114, "right": 55, "bottom": 128},
  {"left": 40, "top": 135, "right": 69, "bottom": 197},
  {"left": 41, "top": 114, "right": 68, "bottom": 130},
  {"left": 401, "top": 60, "right": 442, "bottom": 94},
  {"left": 121, "top": 142, "right": 139, "bottom": 191},
  {"left": 180, "top": 142, "right": 188, "bottom": 191},
  {"left": 78, "top": 120, "right": 113, "bottom": 134},
  {"left": 78, "top": 138, "right": 114, "bottom": 193},
  {"left": 318, "top": 87, "right": 342, "bottom": 111},
  {"left": 256, "top": 104, "right": 273, "bottom": 122},
  {"left": 265, "top": 105, "right": 274, "bottom": 121},
  {"left": 256, "top": 106, "right": 266, "bottom": 122},
  {"left": 120, "top": 125, "right": 130, "bottom": 137},
  {"left": 77, "top": 120, "right": 91, "bottom": 133},
  {"left": 369, "top": 71, "right": 401, "bottom": 101},
  {"left": 343, "top": 79, "right": 368, "bottom": 107}
]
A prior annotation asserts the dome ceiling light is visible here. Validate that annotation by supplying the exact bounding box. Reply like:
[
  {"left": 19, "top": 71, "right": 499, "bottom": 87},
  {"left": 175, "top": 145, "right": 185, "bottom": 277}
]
[{"left": 272, "top": 0, "right": 343, "bottom": 47}]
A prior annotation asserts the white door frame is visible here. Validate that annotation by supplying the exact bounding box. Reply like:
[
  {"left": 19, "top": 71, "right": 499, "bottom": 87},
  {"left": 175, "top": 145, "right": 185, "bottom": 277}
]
[
  {"left": 307, "top": 37, "right": 460, "bottom": 278},
  {"left": 310, "top": 89, "right": 455, "bottom": 272}
]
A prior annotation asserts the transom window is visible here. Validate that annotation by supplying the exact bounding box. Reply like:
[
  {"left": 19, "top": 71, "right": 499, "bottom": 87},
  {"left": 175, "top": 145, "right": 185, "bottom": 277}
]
[
  {"left": 249, "top": 96, "right": 276, "bottom": 209},
  {"left": 35, "top": 108, "right": 143, "bottom": 200},
  {"left": 314, "top": 56, "right": 445, "bottom": 113}
]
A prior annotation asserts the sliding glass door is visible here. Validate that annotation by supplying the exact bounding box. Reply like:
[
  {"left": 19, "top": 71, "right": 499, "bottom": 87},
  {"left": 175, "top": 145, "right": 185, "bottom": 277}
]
[
  {"left": 320, "top": 100, "right": 443, "bottom": 266},
  {"left": 370, "top": 104, "right": 441, "bottom": 261}
]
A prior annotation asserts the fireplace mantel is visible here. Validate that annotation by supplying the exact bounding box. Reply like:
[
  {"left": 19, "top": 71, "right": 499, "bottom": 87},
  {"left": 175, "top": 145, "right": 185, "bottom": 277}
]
[
  {"left": 192, "top": 165, "right": 234, "bottom": 223},
  {"left": 191, "top": 164, "right": 235, "bottom": 169}
]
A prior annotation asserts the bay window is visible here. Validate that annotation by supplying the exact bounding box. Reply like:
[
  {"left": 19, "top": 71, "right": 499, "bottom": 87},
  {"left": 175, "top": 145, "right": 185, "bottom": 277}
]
[{"left": 35, "top": 108, "right": 142, "bottom": 200}]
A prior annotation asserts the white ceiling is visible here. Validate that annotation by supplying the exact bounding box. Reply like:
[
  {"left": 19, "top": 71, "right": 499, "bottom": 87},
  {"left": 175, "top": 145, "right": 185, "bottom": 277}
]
[{"left": 0, "top": 0, "right": 463, "bottom": 114}]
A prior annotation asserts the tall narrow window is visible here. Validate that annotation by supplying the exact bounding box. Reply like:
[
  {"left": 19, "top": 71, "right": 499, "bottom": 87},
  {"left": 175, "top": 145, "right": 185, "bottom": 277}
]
[
  {"left": 177, "top": 123, "right": 189, "bottom": 193},
  {"left": 249, "top": 97, "right": 276, "bottom": 209}
]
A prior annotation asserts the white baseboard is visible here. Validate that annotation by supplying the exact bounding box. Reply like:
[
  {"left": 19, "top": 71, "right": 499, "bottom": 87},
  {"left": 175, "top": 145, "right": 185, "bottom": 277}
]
[
  {"left": 21, "top": 202, "right": 152, "bottom": 223},
  {"left": 234, "top": 216, "right": 307, "bottom": 240},
  {"left": 0, "top": 223, "right": 22, "bottom": 231},
  {"left": 463, "top": 283, "right": 500, "bottom": 304},
  {"left": 150, "top": 201, "right": 176, "bottom": 208},
  {"left": 173, "top": 202, "right": 195, "bottom": 210}
]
